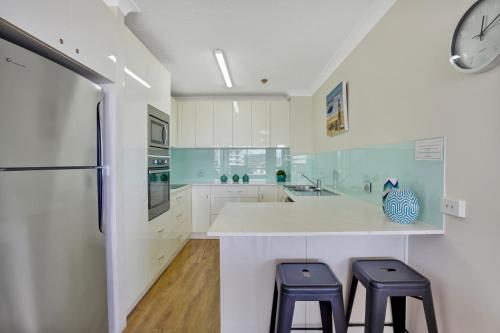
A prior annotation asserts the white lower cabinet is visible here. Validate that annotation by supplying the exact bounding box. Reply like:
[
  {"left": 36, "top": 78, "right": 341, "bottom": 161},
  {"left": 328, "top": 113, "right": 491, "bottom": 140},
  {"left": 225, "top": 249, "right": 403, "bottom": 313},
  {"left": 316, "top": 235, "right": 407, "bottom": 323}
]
[
  {"left": 149, "top": 186, "right": 192, "bottom": 278},
  {"left": 192, "top": 185, "right": 278, "bottom": 235},
  {"left": 192, "top": 186, "right": 211, "bottom": 233},
  {"left": 259, "top": 186, "right": 279, "bottom": 202}
]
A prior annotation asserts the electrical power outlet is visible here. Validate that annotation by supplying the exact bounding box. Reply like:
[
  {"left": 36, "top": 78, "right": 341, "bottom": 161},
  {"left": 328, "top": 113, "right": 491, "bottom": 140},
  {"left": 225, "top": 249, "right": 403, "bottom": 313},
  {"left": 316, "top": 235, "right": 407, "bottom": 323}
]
[
  {"left": 363, "top": 182, "right": 372, "bottom": 193},
  {"left": 441, "top": 198, "right": 466, "bottom": 218}
]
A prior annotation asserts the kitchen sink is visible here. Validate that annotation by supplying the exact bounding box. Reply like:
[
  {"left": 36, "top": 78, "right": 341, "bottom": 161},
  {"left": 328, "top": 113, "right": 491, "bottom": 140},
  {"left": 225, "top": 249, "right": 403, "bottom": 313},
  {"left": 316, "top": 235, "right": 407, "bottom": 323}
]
[{"left": 284, "top": 185, "right": 339, "bottom": 196}]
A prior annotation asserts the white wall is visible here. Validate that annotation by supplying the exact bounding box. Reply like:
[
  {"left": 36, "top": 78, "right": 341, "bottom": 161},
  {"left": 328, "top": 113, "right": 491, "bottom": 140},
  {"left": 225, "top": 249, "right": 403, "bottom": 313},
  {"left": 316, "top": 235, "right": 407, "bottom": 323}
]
[
  {"left": 290, "top": 96, "right": 314, "bottom": 154},
  {"left": 309, "top": 0, "right": 500, "bottom": 331}
]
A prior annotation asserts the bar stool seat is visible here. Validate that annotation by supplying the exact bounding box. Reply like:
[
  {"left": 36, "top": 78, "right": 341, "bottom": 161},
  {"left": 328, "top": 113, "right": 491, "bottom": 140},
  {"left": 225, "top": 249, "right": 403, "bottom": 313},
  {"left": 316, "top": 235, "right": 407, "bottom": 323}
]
[
  {"left": 346, "top": 259, "right": 438, "bottom": 333},
  {"left": 270, "top": 263, "right": 347, "bottom": 333}
]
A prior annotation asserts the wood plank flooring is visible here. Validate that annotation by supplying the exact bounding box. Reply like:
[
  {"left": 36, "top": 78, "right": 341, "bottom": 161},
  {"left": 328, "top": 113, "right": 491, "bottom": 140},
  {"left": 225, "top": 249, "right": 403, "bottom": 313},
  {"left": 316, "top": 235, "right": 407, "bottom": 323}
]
[{"left": 124, "top": 239, "right": 220, "bottom": 333}]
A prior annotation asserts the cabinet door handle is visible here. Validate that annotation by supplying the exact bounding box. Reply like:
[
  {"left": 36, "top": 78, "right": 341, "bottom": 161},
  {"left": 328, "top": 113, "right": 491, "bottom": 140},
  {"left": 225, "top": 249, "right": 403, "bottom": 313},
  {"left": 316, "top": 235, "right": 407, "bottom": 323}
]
[
  {"left": 59, "top": 38, "right": 64, "bottom": 44},
  {"left": 157, "top": 254, "right": 165, "bottom": 260},
  {"left": 176, "top": 213, "right": 183, "bottom": 219},
  {"left": 157, "top": 228, "right": 165, "bottom": 233}
]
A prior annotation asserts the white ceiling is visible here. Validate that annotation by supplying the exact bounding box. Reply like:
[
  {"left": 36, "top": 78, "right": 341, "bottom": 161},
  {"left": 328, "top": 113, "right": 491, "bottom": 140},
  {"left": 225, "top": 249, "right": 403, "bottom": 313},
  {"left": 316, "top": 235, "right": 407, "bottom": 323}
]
[{"left": 124, "top": 0, "right": 395, "bottom": 97}]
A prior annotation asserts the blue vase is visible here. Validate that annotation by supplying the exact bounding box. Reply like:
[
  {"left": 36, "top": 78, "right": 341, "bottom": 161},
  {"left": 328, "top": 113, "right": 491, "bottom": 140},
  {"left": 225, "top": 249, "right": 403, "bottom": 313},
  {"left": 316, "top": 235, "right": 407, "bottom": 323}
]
[
  {"left": 232, "top": 174, "right": 240, "bottom": 183},
  {"left": 242, "top": 174, "right": 249, "bottom": 183},
  {"left": 382, "top": 177, "right": 399, "bottom": 203},
  {"left": 277, "top": 175, "right": 286, "bottom": 183},
  {"left": 383, "top": 189, "right": 419, "bottom": 224},
  {"left": 220, "top": 174, "right": 228, "bottom": 183}
]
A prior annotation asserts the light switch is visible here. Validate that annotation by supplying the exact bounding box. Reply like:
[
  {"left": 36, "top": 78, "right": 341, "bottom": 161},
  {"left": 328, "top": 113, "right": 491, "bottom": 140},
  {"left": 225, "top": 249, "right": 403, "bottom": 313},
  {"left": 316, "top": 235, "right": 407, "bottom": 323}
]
[{"left": 441, "top": 198, "right": 466, "bottom": 218}]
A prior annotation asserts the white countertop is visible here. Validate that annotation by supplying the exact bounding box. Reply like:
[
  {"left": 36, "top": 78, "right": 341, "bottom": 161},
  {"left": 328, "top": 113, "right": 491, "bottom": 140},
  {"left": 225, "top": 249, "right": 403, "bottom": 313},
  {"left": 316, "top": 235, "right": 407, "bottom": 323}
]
[
  {"left": 208, "top": 186, "right": 444, "bottom": 237},
  {"left": 170, "top": 184, "right": 191, "bottom": 194},
  {"left": 173, "top": 180, "right": 281, "bottom": 186}
]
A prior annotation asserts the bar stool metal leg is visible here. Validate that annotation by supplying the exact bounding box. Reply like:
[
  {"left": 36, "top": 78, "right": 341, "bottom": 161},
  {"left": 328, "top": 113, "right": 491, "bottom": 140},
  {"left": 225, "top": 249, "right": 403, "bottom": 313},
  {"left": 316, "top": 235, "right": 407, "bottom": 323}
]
[
  {"left": 365, "top": 289, "right": 387, "bottom": 333},
  {"left": 330, "top": 294, "right": 347, "bottom": 333},
  {"left": 275, "top": 293, "right": 295, "bottom": 333},
  {"left": 319, "top": 301, "right": 333, "bottom": 333},
  {"left": 390, "top": 296, "right": 406, "bottom": 333},
  {"left": 345, "top": 275, "right": 358, "bottom": 326},
  {"left": 269, "top": 282, "right": 278, "bottom": 333},
  {"left": 422, "top": 289, "right": 438, "bottom": 333}
]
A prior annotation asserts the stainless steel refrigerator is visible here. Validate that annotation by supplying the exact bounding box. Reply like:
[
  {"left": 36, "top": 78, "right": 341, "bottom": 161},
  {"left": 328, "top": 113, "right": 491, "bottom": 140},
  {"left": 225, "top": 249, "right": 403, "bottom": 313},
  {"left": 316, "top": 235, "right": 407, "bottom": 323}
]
[{"left": 0, "top": 37, "right": 107, "bottom": 332}]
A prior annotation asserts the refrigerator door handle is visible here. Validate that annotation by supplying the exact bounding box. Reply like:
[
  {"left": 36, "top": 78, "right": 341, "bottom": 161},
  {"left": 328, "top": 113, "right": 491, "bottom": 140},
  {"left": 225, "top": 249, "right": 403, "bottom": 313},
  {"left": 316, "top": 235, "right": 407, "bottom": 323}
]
[{"left": 97, "top": 101, "right": 104, "bottom": 233}]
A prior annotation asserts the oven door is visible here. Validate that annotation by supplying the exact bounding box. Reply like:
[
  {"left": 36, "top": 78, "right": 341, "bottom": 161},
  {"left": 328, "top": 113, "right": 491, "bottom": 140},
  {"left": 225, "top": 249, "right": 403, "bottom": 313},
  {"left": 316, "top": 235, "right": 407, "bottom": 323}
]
[
  {"left": 149, "top": 115, "right": 169, "bottom": 149},
  {"left": 148, "top": 168, "right": 170, "bottom": 221}
]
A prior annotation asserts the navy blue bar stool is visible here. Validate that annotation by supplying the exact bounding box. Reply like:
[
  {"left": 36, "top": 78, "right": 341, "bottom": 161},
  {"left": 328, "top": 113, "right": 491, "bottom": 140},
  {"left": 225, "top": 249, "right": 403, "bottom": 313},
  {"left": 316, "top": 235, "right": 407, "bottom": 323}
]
[
  {"left": 269, "top": 263, "right": 347, "bottom": 333},
  {"left": 345, "top": 259, "right": 438, "bottom": 333}
]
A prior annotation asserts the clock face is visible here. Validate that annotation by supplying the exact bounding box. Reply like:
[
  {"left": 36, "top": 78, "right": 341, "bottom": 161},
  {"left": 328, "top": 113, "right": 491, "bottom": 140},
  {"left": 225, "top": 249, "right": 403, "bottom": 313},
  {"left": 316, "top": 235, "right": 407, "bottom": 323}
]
[{"left": 451, "top": 0, "right": 500, "bottom": 72}]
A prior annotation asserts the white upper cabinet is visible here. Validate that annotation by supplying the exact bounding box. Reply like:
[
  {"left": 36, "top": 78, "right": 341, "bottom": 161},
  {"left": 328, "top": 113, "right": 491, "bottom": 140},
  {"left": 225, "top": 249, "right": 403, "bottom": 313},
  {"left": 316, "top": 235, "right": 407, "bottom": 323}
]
[
  {"left": 270, "top": 101, "right": 290, "bottom": 147},
  {"left": 232, "top": 101, "right": 252, "bottom": 147},
  {"left": 1, "top": 0, "right": 71, "bottom": 52},
  {"left": 173, "top": 99, "right": 290, "bottom": 148},
  {"left": 213, "top": 101, "right": 233, "bottom": 147},
  {"left": 1, "top": 0, "right": 118, "bottom": 82},
  {"left": 195, "top": 101, "right": 214, "bottom": 147},
  {"left": 69, "top": 0, "right": 117, "bottom": 81},
  {"left": 177, "top": 102, "right": 196, "bottom": 147},
  {"left": 147, "top": 54, "right": 171, "bottom": 113},
  {"left": 251, "top": 101, "right": 271, "bottom": 147}
]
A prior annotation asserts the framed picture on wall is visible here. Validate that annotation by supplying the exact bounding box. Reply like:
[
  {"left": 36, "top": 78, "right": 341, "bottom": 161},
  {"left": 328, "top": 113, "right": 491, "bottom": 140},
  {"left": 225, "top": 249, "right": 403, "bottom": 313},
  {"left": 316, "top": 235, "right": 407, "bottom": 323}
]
[{"left": 326, "top": 81, "right": 348, "bottom": 137}]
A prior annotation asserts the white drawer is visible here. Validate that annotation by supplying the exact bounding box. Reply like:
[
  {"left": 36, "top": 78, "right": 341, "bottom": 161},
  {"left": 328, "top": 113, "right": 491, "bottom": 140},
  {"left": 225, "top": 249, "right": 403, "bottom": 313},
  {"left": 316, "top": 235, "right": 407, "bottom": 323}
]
[
  {"left": 211, "top": 185, "right": 259, "bottom": 197},
  {"left": 171, "top": 191, "right": 186, "bottom": 209}
]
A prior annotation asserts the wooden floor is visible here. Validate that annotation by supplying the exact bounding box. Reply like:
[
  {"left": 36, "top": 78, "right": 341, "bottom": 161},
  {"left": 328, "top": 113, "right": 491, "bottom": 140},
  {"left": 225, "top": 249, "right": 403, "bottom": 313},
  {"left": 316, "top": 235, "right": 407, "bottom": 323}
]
[{"left": 124, "top": 239, "right": 220, "bottom": 333}]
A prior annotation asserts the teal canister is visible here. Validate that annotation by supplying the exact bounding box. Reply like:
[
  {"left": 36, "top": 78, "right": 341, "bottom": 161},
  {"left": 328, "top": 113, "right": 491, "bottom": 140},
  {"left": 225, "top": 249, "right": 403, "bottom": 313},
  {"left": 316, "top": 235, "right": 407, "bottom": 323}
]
[{"left": 242, "top": 174, "right": 249, "bottom": 183}]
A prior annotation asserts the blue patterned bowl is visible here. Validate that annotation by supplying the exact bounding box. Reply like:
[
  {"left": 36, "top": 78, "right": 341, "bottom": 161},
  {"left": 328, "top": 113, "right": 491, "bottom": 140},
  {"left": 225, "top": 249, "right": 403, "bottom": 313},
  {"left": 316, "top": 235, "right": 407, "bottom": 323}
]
[{"left": 383, "top": 189, "right": 419, "bottom": 224}]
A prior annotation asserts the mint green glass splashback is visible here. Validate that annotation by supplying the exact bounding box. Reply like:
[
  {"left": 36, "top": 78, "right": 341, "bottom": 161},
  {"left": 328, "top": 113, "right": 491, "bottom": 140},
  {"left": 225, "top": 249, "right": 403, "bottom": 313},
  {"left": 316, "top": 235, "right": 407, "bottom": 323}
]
[
  {"left": 291, "top": 141, "right": 444, "bottom": 227},
  {"left": 171, "top": 148, "right": 291, "bottom": 184}
]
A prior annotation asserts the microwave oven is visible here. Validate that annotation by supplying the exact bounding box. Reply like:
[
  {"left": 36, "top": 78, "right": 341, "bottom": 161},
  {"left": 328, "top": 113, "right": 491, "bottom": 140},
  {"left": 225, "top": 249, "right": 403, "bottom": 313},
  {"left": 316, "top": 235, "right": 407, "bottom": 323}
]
[{"left": 148, "top": 105, "right": 169, "bottom": 151}]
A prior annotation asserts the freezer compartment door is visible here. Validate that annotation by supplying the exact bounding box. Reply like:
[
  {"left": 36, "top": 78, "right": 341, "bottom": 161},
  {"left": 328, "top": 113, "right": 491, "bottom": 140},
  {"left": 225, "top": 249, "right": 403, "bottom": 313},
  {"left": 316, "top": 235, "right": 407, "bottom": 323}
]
[
  {"left": 0, "top": 169, "right": 107, "bottom": 333},
  {"left": 0, "top": 37, "right": 101, "bottom": 168}
]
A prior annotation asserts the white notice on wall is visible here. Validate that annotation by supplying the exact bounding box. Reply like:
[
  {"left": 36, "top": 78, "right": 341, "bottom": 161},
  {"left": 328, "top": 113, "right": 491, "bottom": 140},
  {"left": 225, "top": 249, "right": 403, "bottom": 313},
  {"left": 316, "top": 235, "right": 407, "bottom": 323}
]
[{"left": 415, "top": 137, "right": 444, "bottom": 161}]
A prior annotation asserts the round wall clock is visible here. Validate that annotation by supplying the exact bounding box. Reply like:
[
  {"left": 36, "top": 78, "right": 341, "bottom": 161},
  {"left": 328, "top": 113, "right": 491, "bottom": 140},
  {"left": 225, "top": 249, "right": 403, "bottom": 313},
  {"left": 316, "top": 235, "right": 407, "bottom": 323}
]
[{"left": 451, "top": 0, "right": 500, "bottom": 73}]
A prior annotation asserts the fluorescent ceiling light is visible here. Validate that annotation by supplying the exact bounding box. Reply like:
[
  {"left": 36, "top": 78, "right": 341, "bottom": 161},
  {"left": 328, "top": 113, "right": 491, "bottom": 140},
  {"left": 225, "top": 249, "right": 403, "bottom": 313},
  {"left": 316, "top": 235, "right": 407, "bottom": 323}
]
[
  {"left": 233, "top": 101, "right": 240, "bottom": 113},
  {"left": 124, "top": 67, "right": 151, "bottom": 89},
  {"left": 108, "top": 54, "right": 117, "bottom": 63},
  {"left": 214, "top": 49, "right": 233, "bottom": 88}
]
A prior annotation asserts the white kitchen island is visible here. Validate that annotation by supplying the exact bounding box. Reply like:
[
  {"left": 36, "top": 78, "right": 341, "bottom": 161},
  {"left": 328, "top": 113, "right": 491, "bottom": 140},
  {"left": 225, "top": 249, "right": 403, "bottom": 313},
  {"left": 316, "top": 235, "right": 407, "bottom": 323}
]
[{"left": 207, "top": 188, "right": 443, "bottom": 333}]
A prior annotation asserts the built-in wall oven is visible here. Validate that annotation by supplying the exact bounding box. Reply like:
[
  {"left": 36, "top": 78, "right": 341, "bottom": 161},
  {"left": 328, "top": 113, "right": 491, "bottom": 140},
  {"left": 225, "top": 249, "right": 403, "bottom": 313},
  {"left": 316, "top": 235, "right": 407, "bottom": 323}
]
[
  {"left": 147, "top": 105, "right": 170, "bottom": 221},
  {"left": 148, "top": 153, "right": 170, "bottom": 220}
]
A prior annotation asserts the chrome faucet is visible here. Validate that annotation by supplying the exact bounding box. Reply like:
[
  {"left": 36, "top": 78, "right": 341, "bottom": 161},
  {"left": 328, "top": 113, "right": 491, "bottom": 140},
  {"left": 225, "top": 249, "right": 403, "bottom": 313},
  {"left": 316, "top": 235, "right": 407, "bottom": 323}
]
[{"left": 301, "top": 174, "right": 322, "bottom": 191}]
